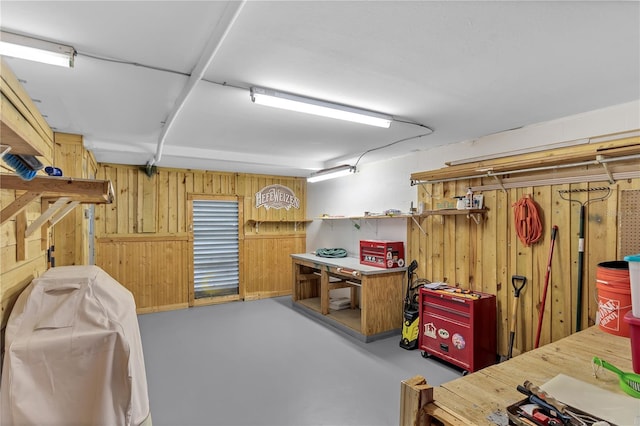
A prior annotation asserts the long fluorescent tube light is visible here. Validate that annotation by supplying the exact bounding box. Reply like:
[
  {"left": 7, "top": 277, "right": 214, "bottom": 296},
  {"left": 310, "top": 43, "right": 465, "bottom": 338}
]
[
  {"left": 0, "top": 31, "right": 76, "bottom": 68},
  {"left": 250, "top": 87, "right": 391, "bottom": 128},
  {"left": 307, "top": 164, "right": 356, "bottom": 183}
]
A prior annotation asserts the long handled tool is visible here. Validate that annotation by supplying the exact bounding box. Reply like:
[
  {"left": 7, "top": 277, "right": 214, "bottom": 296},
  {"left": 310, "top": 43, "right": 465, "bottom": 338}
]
[
  {"left": 534, "top": 225, "right": 558, "bottom": 349},
  {"left": 558, "top": 187, "right": 611, "bottom": 331},
  {"left": 508, "top": 275, "right": 527, "bottom": 359}
]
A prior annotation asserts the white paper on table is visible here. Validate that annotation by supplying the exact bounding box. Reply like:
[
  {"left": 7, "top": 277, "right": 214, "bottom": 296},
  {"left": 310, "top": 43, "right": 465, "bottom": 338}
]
[{"left": 541, "top": 374, "right": 640, "bottom": 425}]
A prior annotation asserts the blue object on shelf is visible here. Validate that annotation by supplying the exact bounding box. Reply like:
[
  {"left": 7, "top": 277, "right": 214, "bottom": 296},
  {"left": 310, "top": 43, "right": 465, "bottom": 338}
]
[
  {"left": 2, "top": 153, "right": 42, "bottom": 181},
  {"left": 44, "top": 166, "right": 63, "bottom": 176}
]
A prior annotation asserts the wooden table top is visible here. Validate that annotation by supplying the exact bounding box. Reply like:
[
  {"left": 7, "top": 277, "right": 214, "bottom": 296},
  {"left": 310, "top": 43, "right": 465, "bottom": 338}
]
[{"left": 427, "top": 326, "right": 634, "bottom": 425}]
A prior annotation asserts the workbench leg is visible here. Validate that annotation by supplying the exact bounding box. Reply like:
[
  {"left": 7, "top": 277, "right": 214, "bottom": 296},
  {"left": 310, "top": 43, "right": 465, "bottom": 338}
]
[
  {"left": 399, "top": 375, "right": 433, "bottom": 426},
  {"left": 321, "top": 269, "right": 329, "bottom": 315},
  {"left": 350, "top": 286, "right": 358, "bottom": 309}
]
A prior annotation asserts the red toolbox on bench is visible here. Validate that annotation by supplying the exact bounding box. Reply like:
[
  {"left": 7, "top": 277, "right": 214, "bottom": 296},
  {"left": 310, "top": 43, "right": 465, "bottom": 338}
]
[{"left": 359, "top": 240, "right": 405, "bottom": 268}]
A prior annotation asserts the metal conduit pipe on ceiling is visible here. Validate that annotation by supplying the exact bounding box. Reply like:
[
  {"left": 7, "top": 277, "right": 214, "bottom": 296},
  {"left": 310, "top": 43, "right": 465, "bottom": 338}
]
[{"left": 149, "top": 0, "right": 247, "bottom": 168}]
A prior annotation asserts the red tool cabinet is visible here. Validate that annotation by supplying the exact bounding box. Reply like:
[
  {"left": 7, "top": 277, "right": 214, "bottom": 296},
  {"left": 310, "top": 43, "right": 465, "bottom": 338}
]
[
  {"left": 359, "top": 240, "right": 405, "bottom": 268},
  {"left": 418, "top": 287, "right": 497, "bottom": 374}
]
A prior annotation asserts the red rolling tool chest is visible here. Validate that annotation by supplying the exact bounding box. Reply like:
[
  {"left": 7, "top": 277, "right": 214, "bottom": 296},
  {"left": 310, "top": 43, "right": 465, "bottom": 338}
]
[{"left": 418, "top": 286, "right": 497, "bottom": 373}]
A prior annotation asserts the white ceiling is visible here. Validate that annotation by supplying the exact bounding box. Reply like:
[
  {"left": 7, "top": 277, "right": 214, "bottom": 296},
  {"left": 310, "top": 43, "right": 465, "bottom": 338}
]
[{"left": 1, "top": 1, "right": 639, "bottom": 177}]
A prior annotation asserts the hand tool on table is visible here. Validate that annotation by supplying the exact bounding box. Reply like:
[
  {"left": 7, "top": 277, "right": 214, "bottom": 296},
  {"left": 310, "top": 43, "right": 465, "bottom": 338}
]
[
  {"left": 535, "top": 225, "right": 558, "bottom": 349},
  {"left": 508, "top": 275, "right": 527, "bottom": 359},
  {"left": 517, "top": 383, "right": 571, "bottom": 424},
  {"left": 593, "top": 356, "right": 640, "bottom": 398}
]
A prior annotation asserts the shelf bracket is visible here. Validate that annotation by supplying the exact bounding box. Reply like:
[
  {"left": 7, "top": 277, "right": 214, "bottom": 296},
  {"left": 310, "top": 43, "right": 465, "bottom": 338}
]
[
  {"left": 25, "top": 197, "right": 71, "bottom": 237},
  {"left": 0, "top": 191, "right": 43, "bottom": 224},
  {"left": 49, "top": 200, "right": 80, "bottom": 227},
  {"left": 418, "top": 182, "right": 432, "bottom": 198},
  {"left": 595, "top": 155, "right": 616, "bottom": 184},
  {"left": 410, "top": 215, "right": 427, "bottom": 235},
  {"left": 490, "top": 173, "right": 507, "bottom": 193},
  {"left": 467, "top": 213, "right": 481, "bottom": 225},
  {"left": 350, "top": 218, "right": 361, "bottom": 230}
]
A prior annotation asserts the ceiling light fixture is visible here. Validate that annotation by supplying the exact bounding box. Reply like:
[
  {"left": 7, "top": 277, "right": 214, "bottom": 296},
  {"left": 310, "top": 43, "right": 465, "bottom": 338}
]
[
  {"left": 0, "top": 31, "right": 76, "bottom": 68},
  {"left": 307, "top": 164, "right": 356, "bottom": 183},
  {"left": 250, "top": 87, "right": 392, "bottom": 128}
]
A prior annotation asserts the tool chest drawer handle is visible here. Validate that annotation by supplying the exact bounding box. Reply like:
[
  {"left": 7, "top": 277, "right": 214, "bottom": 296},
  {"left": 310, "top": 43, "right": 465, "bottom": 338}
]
[{"left": 423, "top": 302, "right": 471, "bottom": 319}]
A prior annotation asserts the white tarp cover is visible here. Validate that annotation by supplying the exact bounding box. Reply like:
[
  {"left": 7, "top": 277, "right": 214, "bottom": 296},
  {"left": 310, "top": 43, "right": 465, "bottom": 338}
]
[{"left": 1, "top": 265, "right": 151, "bottom": 426}]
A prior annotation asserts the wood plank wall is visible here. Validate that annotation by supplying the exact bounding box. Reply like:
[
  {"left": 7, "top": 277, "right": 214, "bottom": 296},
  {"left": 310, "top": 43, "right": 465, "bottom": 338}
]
[
  {"left": 94, "top": 164, "right": 307, "bottom": 313},
  {"left": 52, "top": 133, "right": 98, "bottom": 267},
  {"left": 1, "top": 61, "right": 53, "bottom": 327},
  {"left": 408, "top": 169, "right": 639, "bottom": 358}
]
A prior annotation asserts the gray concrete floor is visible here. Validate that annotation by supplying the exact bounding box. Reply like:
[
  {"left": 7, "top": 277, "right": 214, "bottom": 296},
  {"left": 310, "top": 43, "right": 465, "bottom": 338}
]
[{"left": 138, "top": 297, "right": 461, "bottom": 426}]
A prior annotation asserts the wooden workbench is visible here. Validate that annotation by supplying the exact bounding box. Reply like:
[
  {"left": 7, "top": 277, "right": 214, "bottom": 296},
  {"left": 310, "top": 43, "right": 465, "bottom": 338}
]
[
  {"left": 408, "top": 327, "right": 634, "bottom": 425},
  {"left": 291, "top": 253, "right": 405, "bottom": 342}
]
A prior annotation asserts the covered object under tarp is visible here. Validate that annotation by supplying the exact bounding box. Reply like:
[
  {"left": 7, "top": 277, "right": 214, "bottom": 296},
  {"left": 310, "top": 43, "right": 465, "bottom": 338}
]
[{"left": 1, "top": 265, "right": 151, "bottom": 426}]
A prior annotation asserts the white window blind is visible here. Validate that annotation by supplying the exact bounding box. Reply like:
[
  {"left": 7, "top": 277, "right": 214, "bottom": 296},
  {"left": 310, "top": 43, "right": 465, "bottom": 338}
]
[{"left": 193, "top": 200, "right": 239, "bottom": 298}]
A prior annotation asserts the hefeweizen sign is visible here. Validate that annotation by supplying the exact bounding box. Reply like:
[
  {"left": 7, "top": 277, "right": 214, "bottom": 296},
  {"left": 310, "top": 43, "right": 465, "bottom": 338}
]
[{"left": 255, "top": 184, "right": 300, "bottom": 210}]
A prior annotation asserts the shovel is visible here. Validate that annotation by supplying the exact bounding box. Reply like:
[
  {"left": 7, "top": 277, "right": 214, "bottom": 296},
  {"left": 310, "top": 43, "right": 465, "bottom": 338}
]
[{"left": 507, "top": 275, "right": 527, "bottom": 359}]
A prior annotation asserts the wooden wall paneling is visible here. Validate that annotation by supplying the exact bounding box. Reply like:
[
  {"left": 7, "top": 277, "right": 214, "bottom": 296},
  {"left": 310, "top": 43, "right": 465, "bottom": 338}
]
[
  {"left": 1, "top": 255, "right": 47, "bottom": 327},
  {"left": 15, "top": 211, "right": 26, "bottom": 261},
  {"left": 430, "top": 183, "right": 445, "bottom": 281},
  {"left": 167, "top": 171, "right": 178, "bottom": 233},
  {"left": 237, "top": 194, "right": 245, "bottom": 300},
  {"left": 456, "top": 180, "right": 472, "bottom": 288},
  {"left": 585, "top": 180, "right": 616, "bottom": 327},
  {"left": 157, "top": 170, "right": 169, "bottom": 233},
  {"left": 509, "top": 187, "right": 527, "bottom": 355},
  {"left": 137, "top": 170, "right": 157, "bottom": 233},
  {"left": 466, "top": 180, "right": 479, "bottom": 288},
  {"left": 52, "top": 133, "right": 84, "bottom": 265},
  {"left": 96, "top": 236, "right": 189, "bottom": 313},
  {"left": 191, "top": 171, "right": 203, "bottom": 193},
  {"left": 437, "top": 181, "right": 449, "bottom": 282},
  {"left": 495, "top": 184, "right": 510, "bottom": 356},
  {"left": 93, "top": 164, "right": 305, "bottom": 312},
  {"left": 550, "top": 183, "right": 571, "bottom": 344},
  {"left": 116, "top": 167, "right": 129, "bottom": 234},
  {"left": 126, "top": 168, "right": 136, "bottom": 234},
  {"left": 103, "top": 166, "right": 118, "bottom": 235},
  {"left": 176, "top": 171, "right": 184, "bottom": 232},
  {"left": 531, "top": 186, "right": 552, "bottom": 347},
  {"left": 419, "top": 183, "right": 432, "bottom": 279}
]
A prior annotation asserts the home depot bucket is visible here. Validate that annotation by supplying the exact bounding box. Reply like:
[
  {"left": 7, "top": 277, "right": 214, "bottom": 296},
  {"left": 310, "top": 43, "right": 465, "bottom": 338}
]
[
  {"left": 623, "top": 253, "right": 640, "bottom": 317},
  {"left": 596, "top": 261, "right": 631, "bottom": 337}
]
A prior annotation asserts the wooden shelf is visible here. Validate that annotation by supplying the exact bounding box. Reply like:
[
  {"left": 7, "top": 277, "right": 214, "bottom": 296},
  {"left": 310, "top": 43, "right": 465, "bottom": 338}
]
[
  {"left": 410, "top": 134, "right": 640, "bottom": 186},
  {"left": 320, "top": 214, "right": 412, "bottom": 220},
  {"left": 320, "top": 209, "right": 488, "bottom": 231},
  {"left": 1, "top": 58, "right": 54, "bottom": 158},
  {"left": 246, "top": 218, "right": 312, "bottom": 233},
  {"left": 1, "top": 174, "right": 114, "bottom": 233}
]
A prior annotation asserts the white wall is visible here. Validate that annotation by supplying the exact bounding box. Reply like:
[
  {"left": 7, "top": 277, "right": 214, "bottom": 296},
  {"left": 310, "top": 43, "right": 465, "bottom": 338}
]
[{"left": 306, "top": 100, "right": 640, "bottom": 255}]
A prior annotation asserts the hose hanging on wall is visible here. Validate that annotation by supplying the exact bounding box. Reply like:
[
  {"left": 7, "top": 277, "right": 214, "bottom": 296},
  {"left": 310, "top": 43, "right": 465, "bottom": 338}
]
[{"left": 513, "top": 195, "right": 543, "bottom": 247}]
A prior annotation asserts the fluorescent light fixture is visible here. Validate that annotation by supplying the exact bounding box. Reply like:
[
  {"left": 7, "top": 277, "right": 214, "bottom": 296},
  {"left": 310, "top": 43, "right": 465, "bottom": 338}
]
[
  {"left": 0, "top": 31, "right": 76, "bottom": 68},
  {"left": 250, "top": 87, "right": 391, "bottom": 128},
  {"left": 307, "top": 164, "right": 356, "bottom": 183}
]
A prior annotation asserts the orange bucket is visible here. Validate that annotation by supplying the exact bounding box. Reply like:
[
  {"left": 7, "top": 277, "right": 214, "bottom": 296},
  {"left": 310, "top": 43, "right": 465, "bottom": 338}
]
[{"left": 596, "top": 261, "right": 631, "bottom": 337}]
